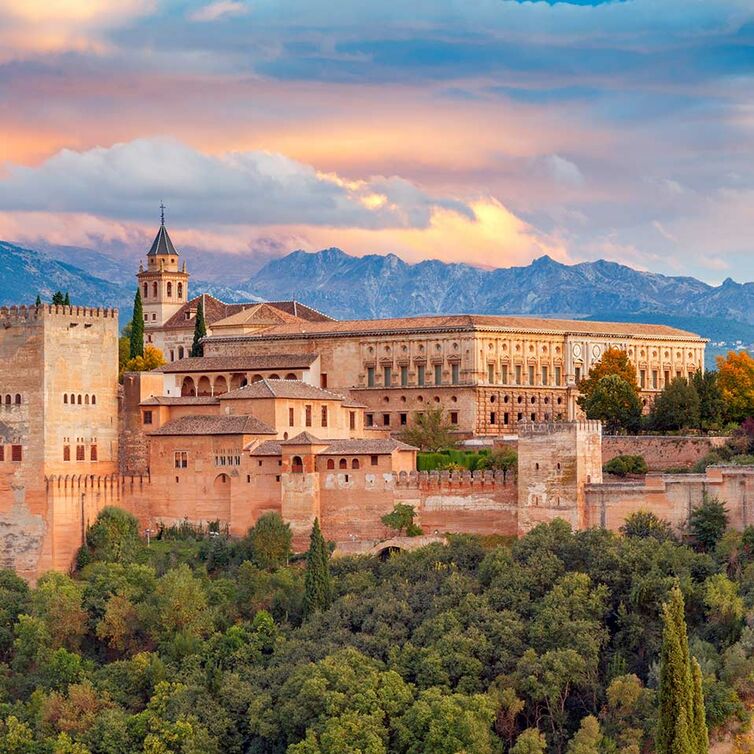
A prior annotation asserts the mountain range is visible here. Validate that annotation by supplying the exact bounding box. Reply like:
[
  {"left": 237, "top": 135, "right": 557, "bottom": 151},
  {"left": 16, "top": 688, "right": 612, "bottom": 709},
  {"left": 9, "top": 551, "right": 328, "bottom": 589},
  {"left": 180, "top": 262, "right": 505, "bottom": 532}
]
[{"left": 1, "top": 240, "right": 752, "bottom": 366}]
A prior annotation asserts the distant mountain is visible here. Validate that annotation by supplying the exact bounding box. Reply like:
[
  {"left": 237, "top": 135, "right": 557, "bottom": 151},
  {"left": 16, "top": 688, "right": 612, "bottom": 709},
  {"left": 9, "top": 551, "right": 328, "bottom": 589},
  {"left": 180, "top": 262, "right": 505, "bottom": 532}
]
[{"left": 1, "top": 241, "right": 753, "bottom": 367}]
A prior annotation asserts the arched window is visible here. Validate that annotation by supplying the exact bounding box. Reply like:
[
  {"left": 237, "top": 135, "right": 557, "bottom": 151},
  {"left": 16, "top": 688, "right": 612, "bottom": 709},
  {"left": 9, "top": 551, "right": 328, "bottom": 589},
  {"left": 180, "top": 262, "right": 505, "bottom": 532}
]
[
  {"left": 84, "top": 394, "right": 89, "bottom": 405},
  {"left": 285, "top": 373, "right": 297, "bottom": 380},
  {"left": 143, "top": 282, "right": 148, "bottom": 298},
  {"left": 167, "top": 282, "right": 172, "bottom": 298},
  {"left": 14, "top": 394, "right": 20, "bottom": 405},
  {"left": 268, "top": 373, "right": 280, "bottom": 380},
  {"left": 152, "top": 282, "right": 158, "bottom": 297},
  {"left": 181, "top": 377, "right": 196, "bottom": 397},
  {"left": 91, "top": 395, "right": 96, "bottom": 405},
  {"left": 292, "top": 456, "right": 303, "bottom": 473},
  {"left": 326, "top": 458, "right": 335, "bottom": 470},
  {"left": 178, "top": 346, "right": 184, "bottom": 359},
  {"left": 77, "top": 395, "right": 82, "bottom": 405},
  {"left": 70, "top": 393, "right": 75, "bottom": 404},
  {"left": 339, "top": 458, "right": 348, "bottom": 469},
  {"left": 177, "top": 282, "right": 183, "bottom": 299},
  {"left": 351, "top": 458, "right": 360, "bottom": 469},
  {"left": 4, "top": 395, "right": 10, "bottom": 405},
  {"left": 64, "top": 394, "right": 68, "bottom": 404}
]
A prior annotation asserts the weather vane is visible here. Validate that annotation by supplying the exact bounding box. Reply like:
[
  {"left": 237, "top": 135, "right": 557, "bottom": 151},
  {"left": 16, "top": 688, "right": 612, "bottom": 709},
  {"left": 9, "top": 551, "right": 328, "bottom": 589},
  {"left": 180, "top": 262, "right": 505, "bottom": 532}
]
[{"left": 160, "top": 201, "right": 166, "bottom": 226}]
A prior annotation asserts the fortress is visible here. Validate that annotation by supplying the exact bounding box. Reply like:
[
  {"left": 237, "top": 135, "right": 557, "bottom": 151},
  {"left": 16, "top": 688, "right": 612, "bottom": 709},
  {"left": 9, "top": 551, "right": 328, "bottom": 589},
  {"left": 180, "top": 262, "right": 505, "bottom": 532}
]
[{"left": 0, "top": 218, "right": 741, "bottom": 582}]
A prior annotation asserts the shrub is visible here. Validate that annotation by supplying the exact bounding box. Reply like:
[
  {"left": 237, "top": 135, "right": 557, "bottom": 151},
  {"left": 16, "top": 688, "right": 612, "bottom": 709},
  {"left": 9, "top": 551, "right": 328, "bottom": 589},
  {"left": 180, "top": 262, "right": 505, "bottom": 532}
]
[
  {"left": 620, "top": 511, "right": 675, "bottom": 542},
  {"left": 603, "top": 455, "right": 648, "bottom": 477}
]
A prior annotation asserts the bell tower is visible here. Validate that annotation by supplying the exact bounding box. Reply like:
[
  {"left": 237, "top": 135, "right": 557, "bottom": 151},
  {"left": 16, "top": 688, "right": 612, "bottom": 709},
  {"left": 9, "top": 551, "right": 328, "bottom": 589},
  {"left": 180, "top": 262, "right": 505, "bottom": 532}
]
[{"left": 136, "top": 204, "right": 190, "bottom": 331}]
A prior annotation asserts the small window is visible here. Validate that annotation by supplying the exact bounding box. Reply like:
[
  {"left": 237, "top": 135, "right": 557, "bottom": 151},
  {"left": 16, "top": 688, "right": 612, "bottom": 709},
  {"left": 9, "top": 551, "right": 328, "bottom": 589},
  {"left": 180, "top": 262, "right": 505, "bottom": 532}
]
[
  {"left": 292, "top": 456, "right": 304, "bottom": 473},
  {"left": 490, "top": 411, "right": 496, "bottom": 424},
  {"left": 63, "top": 445, "right": 70, "bottom": 461},
  {"left": 247, "top": 475, "right": 251, "bottom": 483},
  {"left": 321, "top": 405, "right": 328, "bottom": 427},
  {"left": 367, "top": 366, "right": 375, "bottom": 387},
  {"left": 327, "top": 458, "right": 335, "bottom": 470},
  {"left": 90, "top": 445, "right": 98, "bottom": 461},
  {"left": 504, "top": 412, "right": 509, "bottom": 424},
  {"left": 143, "top": 410, "right": 153, "bottom": 425},
  {"left": 366, "top": 413, "right": 374, "bottom": 427},
  {"left": 351, "top": 458, "right": 360, "bottom": 469},
  {"left": 11, "top": 445, "right": 22, "bottom": 462},
  {"left": 91, "top": 395, "right": 96, "bottom": 405},
  {"left": 320, "top": 373, "right": 328, "bottom": 388},
  {"left": 64, "top": 394, "right": 68, "bottom": 404},
  {"left": 400, "top": 412, "right": 407, "bottom": 426},
  {"left": 177, "top": 282, "right": 183, "bottom": 299},
  {"left": 531, "top": 412, "right": 536, "bottom": 421},
  {"left": 370, "top": 455, "right": 378, "bottom": 466},
  {"left": 417, "top": 365, "right": 425, "bottom": 386},
  {"left": 152, "top": 282, "right": 158, "bottom": 297},
  {"left": 14, "top": 394, "right": 20, "bottom": 405},
  {"left": 339, "top": 458, "right": 348, "bottom": 469},
  {"left": 76, "top": 445, "right": 85, "bottom": 461},
  {"left": 143, "top": 282, "right": 148, "bottom": 297},
  {"left": 384, "top": 366, "right": 392, "bottom": 387},
  {"left": 400, "top": 366, "right": 408, "bottom": 387},
  {"left": 528, "top": 365, "right": 535, "bottom": 385},
  {"left": 167, "top": 282, "right": 172, "bottom": 298},
  {"left": 289, "top": 407, "right": 294, "bottom": 427},
  {"left": 77, "top": 395, "right": 82, "bottom": 405},
  {"left": 382, "top": 413, "right": 390, "bottom": 426},
  {"left": 305, "top": 405, "right": 312, "bottom": 427},
  {"left": 488, "top": 364, "right": 495, "bottom": 383},
  {"left": 174, "top": 451, "right": 188, "bottom": 469},
  {"left": 0, "top": 446, "right": 3, "bottom": 461},
  {"left": 434, "top": 364, "right": 442, "bottom": 385},
  {"left": 349, "top": 411, "right": 356, "bottom": 430},
  {"left": 450, "top": 411, "right": 458, "bottom": 425},
  {"left": 451, "top": 363, "right": 460, "bottom": 385},
  {"left": 276, "top": 475, "right": 281, "bottom": 482}
]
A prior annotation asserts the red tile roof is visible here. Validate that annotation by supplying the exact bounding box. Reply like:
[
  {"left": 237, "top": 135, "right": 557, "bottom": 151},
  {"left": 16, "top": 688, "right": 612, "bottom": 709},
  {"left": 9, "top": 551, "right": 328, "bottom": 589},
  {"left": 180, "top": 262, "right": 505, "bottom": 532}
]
[
  {"left": 219, "top": 379, "right": 348, "bottom": 401},
  {"left": 149, "top": 414, "right": 276, "bottom": 436}
]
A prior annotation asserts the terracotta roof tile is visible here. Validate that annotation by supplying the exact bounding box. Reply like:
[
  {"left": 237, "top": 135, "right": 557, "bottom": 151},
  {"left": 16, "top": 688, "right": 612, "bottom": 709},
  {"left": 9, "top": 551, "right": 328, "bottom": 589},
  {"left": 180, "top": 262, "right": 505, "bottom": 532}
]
[
  {"left": 249, "top": 441, "right": 283, "bottom": 456},
  {"left": 320, "top": 438, "right": 417, "bottom": 454},
  {"left": 219, "top": 379, "right": 347, "bottom": 401},
  {"left": 149, "top": 414, "right": 276, "bottom": 436},
  {"left": 280, "top": 431, "right": 326, "bottom": 445},
  {"left": 141, "top": 396, "right": 219, "bottom": 406},
  {"left": 157, "top": 354, "right": 318, "bottom": 374}
]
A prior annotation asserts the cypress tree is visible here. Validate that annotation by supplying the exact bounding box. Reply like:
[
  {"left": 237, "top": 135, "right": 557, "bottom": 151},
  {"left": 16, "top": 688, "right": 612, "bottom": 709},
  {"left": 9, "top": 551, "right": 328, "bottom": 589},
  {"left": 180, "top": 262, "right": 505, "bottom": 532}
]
[
  {"left": 34, "top": 294, "right": 41, "bottom": 307},
  {"left": 657, "top": 586, "right": 707, "bottom": 754},
  {"left": 191, "top": 298, "right": 207, "bottom": 357},
  {"left": 129, "top": 289, "right": 144, "bottom": 359},
  {"left": 63, "top": 291, "right": 70, "bottom": 306},
  {"left": 303, "top": 517, "right": 332, "bottom": 618},
  {"left": 51, "top": 291, "right": 65, "bottom": 305}
]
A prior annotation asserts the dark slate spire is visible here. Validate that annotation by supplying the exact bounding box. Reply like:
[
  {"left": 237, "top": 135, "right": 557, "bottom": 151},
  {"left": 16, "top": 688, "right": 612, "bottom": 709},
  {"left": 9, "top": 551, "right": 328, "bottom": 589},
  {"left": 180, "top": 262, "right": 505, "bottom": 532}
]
[{"left": 147, "top": 203, "right": 178, "bottom": 256}]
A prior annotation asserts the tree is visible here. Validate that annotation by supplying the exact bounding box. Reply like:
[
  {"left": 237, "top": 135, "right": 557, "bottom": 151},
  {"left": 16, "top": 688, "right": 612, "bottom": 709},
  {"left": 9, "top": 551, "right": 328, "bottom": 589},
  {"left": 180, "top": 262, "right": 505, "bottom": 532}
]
[
  {"left": 604, "top": 455, "right": 648, "bottom": 477},
  {"left": 122, "top": 344, "right": 166, "bottom": 375},
  {"left": 191, "top": 297, "right": 207, "bottom": 357},
  {"left": 246, "top": 513, "right": 292, "bottom": 570},
  {"left": 567, "top": 716, "right": 602, "bottom": 754},
  {"left": 381, "top": 504, "right": 423, "bottom": 536},
  {"left": 52, "top": 291, "right": 65, "bottom": 305},
  {"left": 717, "top": 351, "right": 754, "bottom": 423},
  {"left": 656, "top": 585, "right": 707, "bottom": 754},
  {"left": 303, "top": 518, "right": 333, "bottom": 618},
  {"left": 578, "top": 347, "right": 639, "bottom": 396},
  {"left": 82, "top": 507, "right": 142, "bottom": 565},
  {"left": 63, "top": 291, "right": 70, "bottom": 306},
  {"left": 479, "top": 448, "right": 518, "bottom": 481},
  {"left": 620, "top": 511, "right": 674, "bottom": 542},
  {"left": 129, "top": 289, "right": 144, "bottom": 360},
  {"left": 689, "top": 494, "right": 728, "bottom": 552},
  {"left": 35, "top": 294, "right": 41, "bottom": 307},
  {"left": 692, "top": 371, "right": 724, "bottom": 430},
  {"left": 398, "top": 408, "right": 456, "bottom": 451},
  {"left": 650, "top": 378, "right": 701, "bottom": 432},
  {"left": 578, "top": 375, "right": 642, "bottom": 434},
  {"left": 511, "top": 728, "right": 547, "bottom": 754}
]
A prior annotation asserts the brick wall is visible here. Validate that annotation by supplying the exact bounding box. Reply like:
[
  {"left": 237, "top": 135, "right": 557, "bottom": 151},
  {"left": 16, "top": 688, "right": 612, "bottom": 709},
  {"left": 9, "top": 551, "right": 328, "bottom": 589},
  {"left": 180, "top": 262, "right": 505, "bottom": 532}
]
[{"left": 602, "top": 435, "right": 727, "bottom": 471}]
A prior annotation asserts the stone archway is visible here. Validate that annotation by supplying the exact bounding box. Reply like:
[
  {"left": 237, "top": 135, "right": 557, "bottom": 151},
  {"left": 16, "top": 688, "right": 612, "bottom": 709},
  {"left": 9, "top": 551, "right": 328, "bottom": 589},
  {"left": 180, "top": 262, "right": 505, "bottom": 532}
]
[
  {"left": 197, "top": 376, "right": 212, "bottom": 396},
  {"left": 214, "top": 375, "right": 228, "bottom": 395},
  {"left": 181, "top": 377, "right": 196, "bottom": 397}
]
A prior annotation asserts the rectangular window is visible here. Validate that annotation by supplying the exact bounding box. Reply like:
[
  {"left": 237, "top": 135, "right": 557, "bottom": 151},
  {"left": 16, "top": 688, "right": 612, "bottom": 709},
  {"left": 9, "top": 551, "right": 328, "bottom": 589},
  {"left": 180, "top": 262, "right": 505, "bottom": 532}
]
[
  {"left": 321, "top": 405, "right": 328, "bottom": 427},
  {"left": 434, "top": 364, "right": 442, "bottom": 385},
  {"left": 515, "top": 365, "right": 522, "bottom": 385},
  {"left": 174, "top": 451, "right": 188, "bottom": 469},
  {"left": 488, "top": 363, "right": 495, "bottom": 383},
  {"left": 247, "top": 475, "right": 251, "bottom": 483},
  {"left": 502, "top": 364, "right": 509, "bottom": 384},
  {"left": 640, "top": 370, "right": 646, "bottom": 389},
  {"left": 382, "top": 413, "right": 390, "bottom": 427},
  {"left": 76, "top": 445, "right": 85, "bottom": 461},
  {"left": 366, "top": 413, "right": 374, "bottom": 427},
  {"left": 11, "top": 445, "right": 22, "bottom": 462},
  {"left": 541, "top": 366, "right": 548, "bottom": 385},
  {"left": 143, "top": 410, "right": 153, "bottom": 425},
  {"left": 400, "top": 412, "right": 407, "bottom": 426},
  {"left": 575, "top": 366, "right": 582, "bottom": 383},
  {"left": 370, "top": 455, "right": 378, "bottom": 466},
  {"left": 383, "top": 366, "right": 392, "bottom": 387},
  {"left": 528, "top": 365, "right": 535, "bottom": 385},
  {"left": 417, "top": 365, "right": 425, "bottom": 386},
  {"left": 367, "top": 367, "right": 375, "bottom": 387},
  {"left": 652, "top": 370, "right": 658, "bottom": 389},
  {"left": 63, "top": 445, "right": 70, "bottom": 461},
  {"left": 305, "top": 405, "right": 312, "bottom": 427},
  {"left": 490, "top": 411, "right": 496, "bottom": 424},
  {"left": 401, "top": 366, "right": 408, "bottom": 386},
  {"left": 676, "top": 370, "right": 682, "bottom": 379},
  {"left": 450, "top": 411, "right": 458, "bottom": 425},
  {"left": 90, "top": 445, "right": 97, "bottom": 461},
  {"left": 0, "top": 446, "right": 3, "bottom": 462},
  {"left": 349, "top": 411, "right": 356, "bottom": 430},
  {"left": 555, "top": 366, "right": 561, "bottom": 386},
  {"left": 169, "top": 350, "right": 174, "bottom": 361},
  {"left": 289, "top": 407, "right": 294, "bottom": 427},
  {"left": 451, "top": 363, "right": 460, "bottom": 385},
  {"left": 664, "top": 370, "right": 670, "bottom": 386},
  {"left": 320, "top": 373, "right": 328, "bottom": 389},
  {"left": 504, "top": 412, "right": 509, "bottom": 425}
]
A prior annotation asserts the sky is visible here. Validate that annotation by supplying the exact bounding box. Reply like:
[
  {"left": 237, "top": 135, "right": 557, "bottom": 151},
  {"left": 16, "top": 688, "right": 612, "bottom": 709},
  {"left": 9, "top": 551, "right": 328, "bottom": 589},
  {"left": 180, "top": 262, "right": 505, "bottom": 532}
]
[{"left": 0, "top": 0, "right": 753, "bottom": 281}]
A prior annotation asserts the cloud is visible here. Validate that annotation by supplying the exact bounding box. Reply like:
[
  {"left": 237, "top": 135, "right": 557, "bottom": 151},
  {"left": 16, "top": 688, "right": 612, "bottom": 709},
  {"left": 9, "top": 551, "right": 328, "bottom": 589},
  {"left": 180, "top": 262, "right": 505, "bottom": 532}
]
[
  {"left": 534, "top": 154, "right": 585, "bottom": 186},
  {"left": 189, "top": 1, "right": 247, "bottom": 22},
  {"left": 0, "top": 137, "right": 473, "bottom": 230}
]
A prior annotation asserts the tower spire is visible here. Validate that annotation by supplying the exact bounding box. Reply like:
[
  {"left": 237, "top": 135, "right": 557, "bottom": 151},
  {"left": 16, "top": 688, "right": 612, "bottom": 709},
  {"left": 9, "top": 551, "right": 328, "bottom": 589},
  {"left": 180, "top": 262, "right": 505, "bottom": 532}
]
[{"left": 160, "top": 201, "right": 166, "bottom": 226}]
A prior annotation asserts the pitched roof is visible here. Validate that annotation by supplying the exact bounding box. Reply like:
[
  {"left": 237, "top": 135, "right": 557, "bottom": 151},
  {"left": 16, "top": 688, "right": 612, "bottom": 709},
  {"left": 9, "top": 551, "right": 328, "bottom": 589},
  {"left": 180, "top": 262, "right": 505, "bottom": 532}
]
[
  {"left": 140, "top": 396, "right": 219, "bottom": 406},
  {"left": 205, "top": 313, "right": 703, "bottom": 341},
  {"left": 280, "top": 431, "right": 326, "bottom": 445},
  {"left": 149, "top": 414, "right": 276, "bottom": 436},
  {"left": 219, "top": 379, "right": 347, "bottom": 401},
  {"left": 157, "top": 354, "right": 319, "bottom": 374},
  {"left": 148, "top": 224, "right": 178, "bottom": 257},
  {"left": 249, "top": 441, "right": 283, "bottom": 456},
  {"left": 320, "top": 438, "right": 417, "bottom": 454},
  {"left": 160, "top": 294, "right": 333, "bottom": 331}
]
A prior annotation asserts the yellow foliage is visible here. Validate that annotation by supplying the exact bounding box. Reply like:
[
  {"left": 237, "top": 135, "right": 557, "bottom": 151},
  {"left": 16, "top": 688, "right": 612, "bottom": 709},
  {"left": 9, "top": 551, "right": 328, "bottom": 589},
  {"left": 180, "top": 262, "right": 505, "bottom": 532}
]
[
  {"left": 716, "top": 351, "right": 754, "bottom": 422},
  {"left": 122, "top": 345, "right": 166, "bottom": 375}
]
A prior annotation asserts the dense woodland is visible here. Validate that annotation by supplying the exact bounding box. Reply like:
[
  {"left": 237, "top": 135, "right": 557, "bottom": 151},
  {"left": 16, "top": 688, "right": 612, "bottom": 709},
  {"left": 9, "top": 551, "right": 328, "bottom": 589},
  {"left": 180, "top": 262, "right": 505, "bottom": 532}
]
[{"left": 0, "top": 501, "right": 751, "bottom": 753}]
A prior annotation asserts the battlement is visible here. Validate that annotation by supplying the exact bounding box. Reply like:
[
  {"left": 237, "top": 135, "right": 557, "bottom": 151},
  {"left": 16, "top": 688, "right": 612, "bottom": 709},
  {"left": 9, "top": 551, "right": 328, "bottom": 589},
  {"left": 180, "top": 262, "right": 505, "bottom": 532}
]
[
  {"left": 392, "top": 469, "right": 513, "bottom": 489},
  {"left": 45, "top": 473, "right": 150, "bottom": 491},
  {"left": 518, "top": 420, "right": 602, "bottom": 436},
  {"left": 0, "top": 304, "right": 118, "bottom": 324}
]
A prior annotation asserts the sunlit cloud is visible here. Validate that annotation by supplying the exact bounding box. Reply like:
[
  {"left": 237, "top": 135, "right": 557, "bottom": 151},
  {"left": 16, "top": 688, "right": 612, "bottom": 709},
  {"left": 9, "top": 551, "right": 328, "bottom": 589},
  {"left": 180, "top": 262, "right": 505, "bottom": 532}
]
[{"left": 189, "top": 1, "right": 248, "bottom": 23}]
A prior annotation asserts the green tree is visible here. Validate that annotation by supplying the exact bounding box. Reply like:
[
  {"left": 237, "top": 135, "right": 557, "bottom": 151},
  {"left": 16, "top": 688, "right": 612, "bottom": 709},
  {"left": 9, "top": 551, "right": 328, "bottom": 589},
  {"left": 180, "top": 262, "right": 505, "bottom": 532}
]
[
  {"left": 691, "top": 658, "right": 709, "bottom": 754},
  {"left": 692, "top": 371, "right": 724, "bottom": 429},
  {"left": 148, "top": 564, "right": 213, "bottom": 644},
  {"left": 689, "top": 495, "right": 729, "bottom": 552},
  {"left": 82, "top": 506, "right": 142, "bottom": 565},
  {"left": 578, "top": 375, "right": 642, "bottom": 434},
  {"left": 398, "top": 408, "right": 455, "bottom": 451},
  {"left": 303, "top": 518, "right": 333, "bottom": 618},
  {"left": 129, "top": 289, "right": 144, "bottom": 359},
  {"left": 34, "top": 294, "right": 41, "bottom": 307},
  {"left": 191, "top": 298, "right": 207, "bottom": 357},
  {"left": 246, "top": 512, "right": 292, "bottom": 570},
  {"left": 650, "top": 378, "right": 701, "bottom": 432},
  {"left": 63, "top": 291, "right": 70, "bottom": 306},
  {"left": 620, "top": 511, "right": 674, "bottom": 542},
  {"left": 511, "top": 728, "right": 548, "bottom": 754},
  {"left": 52, "top": 291, "right": 65, "bottom": 305},
  {"left": 567, "top": 716, "right": 602, "bottom": 754},
  {"left": 381, "top": 504, "right": 423, "bottom": 536},
  {"left": 478, "top": 448, "right": 518, "bottom": 480},
  {"left": 656, "top": 586, "right": 707, "bottom": 754},
  {"left": 604, "top": 455, "right": 648, "bottom": 477}
]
